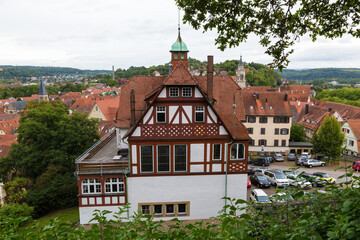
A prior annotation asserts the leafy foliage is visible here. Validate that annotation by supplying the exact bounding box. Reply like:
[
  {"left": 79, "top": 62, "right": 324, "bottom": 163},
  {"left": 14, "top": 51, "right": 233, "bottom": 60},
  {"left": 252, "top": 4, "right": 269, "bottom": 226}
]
[
  {"left": 280, "top": 68, "right": 360, "bottom": 81},
  {"left": 312, "top": 116, "right": 345, "bottom": 161},
  {"left": 2, "top": 169, "right": 360, "bottom": 239},
  {"left": 176, "top": 0, "right": 359, "bottom": 70},
  {"left": 0, "top": 83, "right": 86, "bottom": 99},
  {"left": 316, "top": 87, "right": 360, "bottom": 107},
  {"left": 0, "top": 203, "right": 33, "bottom": 226},
  {"left": 0, "top": 65, "right": 111, "bottom": 80},
  {"left": 3, "top": 177, "right": 30, "bottom": 204},
  {"left": 0, "top": 100, "right": 99, "bottom": 216},
  {"left": 290, "top": 124, "right": 307, "bottom": 142}
]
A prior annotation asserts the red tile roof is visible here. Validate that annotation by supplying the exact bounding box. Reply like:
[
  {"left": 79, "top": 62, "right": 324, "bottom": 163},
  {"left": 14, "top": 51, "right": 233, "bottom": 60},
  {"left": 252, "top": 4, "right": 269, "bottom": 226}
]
[
  {"left": 117, "top": 64, "right": 249, "bottom": 140},
  {"left": 95, "top": 96, "right": 119, "bottom": 121},
  {"left": 317, "top": 100, "right": 360, "bottom": 120},
  {"left": 241, "top": 92, "right": 292, "bottom": 116},
  {"left": 163, "top": 62, "right": 198, "bottom": 85},
  {"left": 297, "top": 105, "right": 332, "bottom": 131}
]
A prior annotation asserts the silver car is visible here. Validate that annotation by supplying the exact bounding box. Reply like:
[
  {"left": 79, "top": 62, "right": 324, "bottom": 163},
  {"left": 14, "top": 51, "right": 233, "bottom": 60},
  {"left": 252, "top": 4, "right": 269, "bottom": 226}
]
[
  {"left": 303, "top": 159, "right": 325, "bottom": 168},
  {"left": 264, "top": 170, "right": 290, "bottom": 187}
]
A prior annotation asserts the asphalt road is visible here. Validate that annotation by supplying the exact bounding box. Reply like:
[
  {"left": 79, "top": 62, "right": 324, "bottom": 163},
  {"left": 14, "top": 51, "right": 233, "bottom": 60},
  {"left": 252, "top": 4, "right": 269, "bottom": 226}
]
[{"left": 247, "top": 160, "right": 360, "bottom": 200}]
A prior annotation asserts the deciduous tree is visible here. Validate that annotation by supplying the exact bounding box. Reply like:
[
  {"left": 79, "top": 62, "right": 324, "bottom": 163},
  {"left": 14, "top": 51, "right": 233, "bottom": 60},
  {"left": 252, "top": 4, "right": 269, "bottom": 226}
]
[
  {"left": 312, "top": 115, "right": 345, "bottom": 162},
  {"left": 290, "top": 123, "right": 306, "bottom": 142},
  {"left": 176, "top": 0, "right": 359, "bottom": 70}
]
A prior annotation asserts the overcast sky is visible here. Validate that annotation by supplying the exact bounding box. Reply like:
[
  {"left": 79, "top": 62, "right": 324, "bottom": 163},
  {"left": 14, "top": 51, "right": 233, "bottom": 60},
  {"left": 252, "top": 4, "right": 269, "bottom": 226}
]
[{"left": 0, "top": 0, "right": 359, "bottom": 70}]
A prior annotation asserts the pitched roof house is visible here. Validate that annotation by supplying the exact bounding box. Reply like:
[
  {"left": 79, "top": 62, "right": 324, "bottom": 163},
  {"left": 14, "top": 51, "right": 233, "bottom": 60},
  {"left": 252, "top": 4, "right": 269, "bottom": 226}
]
[{"left": 75, "top": 34, "right": 249, "bottom": 224}]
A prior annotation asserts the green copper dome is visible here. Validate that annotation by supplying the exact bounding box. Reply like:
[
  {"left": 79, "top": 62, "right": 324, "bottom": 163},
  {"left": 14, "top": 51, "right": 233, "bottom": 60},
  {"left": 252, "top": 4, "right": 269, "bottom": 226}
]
[{"left": 171, "top": 36, "right": 189, "bottom": 52}]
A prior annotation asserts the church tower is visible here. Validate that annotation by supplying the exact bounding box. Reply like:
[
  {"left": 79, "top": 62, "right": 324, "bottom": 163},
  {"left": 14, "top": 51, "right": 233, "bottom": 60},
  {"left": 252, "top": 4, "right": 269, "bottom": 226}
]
[
  {"left": 235, "top": 56, "right": 246, "bottom": 89},
  {"left": 38, "top": 80, "right": 49, "bottom": 101},
  {"left": 170, "top": 28, "right": 189, "bottom": 71}
]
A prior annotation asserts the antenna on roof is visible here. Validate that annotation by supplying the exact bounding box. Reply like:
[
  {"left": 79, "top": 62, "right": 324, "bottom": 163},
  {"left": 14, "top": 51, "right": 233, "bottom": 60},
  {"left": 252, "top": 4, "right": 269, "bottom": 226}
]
[{"left": 178, "top": 8, "right": 181, "bottom": 37}]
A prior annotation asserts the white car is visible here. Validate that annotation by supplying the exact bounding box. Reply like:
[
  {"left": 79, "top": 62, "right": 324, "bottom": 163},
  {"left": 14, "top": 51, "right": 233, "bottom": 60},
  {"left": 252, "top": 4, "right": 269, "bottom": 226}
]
[
  {"left": 270, "top": 192, "right": 294, "bottom": 203},
  {"left": 264, "top": 170, "right": 290, "bottom": 187},
  {"left": 287, "top": 175, "right": 312, "bottom": 189},
  {"left": 250, "top": 189, "right": 271, "bottom": 203},
  {"left": 301, "top": 152, "right": 311, "bottom": 159}
]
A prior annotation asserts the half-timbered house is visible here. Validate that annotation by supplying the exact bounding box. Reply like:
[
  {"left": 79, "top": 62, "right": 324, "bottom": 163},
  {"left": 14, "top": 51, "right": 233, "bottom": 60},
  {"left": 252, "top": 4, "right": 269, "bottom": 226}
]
[{"left": 75, "top": 34, "right": 250, "bottom": 224}]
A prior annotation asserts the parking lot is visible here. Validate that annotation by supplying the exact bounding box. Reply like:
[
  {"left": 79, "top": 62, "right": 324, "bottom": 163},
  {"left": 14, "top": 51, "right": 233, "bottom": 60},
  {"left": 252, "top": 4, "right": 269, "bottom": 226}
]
[{"left": 247, "top": 160, "right": 360, "bottom": 200}]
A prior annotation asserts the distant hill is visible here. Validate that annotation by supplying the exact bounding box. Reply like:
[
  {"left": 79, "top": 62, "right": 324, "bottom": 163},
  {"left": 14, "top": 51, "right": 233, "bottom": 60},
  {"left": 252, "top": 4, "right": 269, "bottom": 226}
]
[
  {"left": 0, "top": 65, "right": 111, "bottom": 80},
  {"left": 278, "top": 68, "right": 360, "bottom": 81},
  {"left": 114, "top": 58, "right": 281, "bottom": 87}
]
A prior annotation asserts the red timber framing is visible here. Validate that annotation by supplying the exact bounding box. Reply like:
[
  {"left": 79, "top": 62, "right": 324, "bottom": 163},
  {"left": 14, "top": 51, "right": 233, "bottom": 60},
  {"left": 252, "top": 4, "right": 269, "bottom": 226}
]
[
  {"left": 77, "top": 174, "right": 127, "bottom": 207},
  {"left": 129, "top": 139, "right": 248, "bottom": 176}
]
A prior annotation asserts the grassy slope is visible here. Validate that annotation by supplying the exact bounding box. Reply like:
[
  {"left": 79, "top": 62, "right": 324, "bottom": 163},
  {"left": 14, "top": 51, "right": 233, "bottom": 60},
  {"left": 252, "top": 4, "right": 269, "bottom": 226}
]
[{"left": 27, "top": 207, "right": 79, "bottom": 228}]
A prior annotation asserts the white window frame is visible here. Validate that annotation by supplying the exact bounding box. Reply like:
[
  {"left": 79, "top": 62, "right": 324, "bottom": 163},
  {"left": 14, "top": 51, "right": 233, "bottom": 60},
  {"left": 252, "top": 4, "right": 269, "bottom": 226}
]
[
  {"left": 140, "top": 145, "right": 154, "bottom": 173},
  {"left": 82, "top": 179, "right": 101, "bottom": 194},
  {"left": 157, "top": 145, "right": 170, "bottom": 172},
  {"left": 182, "top": 87, "right": 192, "bottom": 97},
  {"left": 230, "top": 144, "right": 245, "bottom": 160},
  {"left": 213, "top": 143, "right": 222, "bottom": 161},
  {"left": 169, "top": 87, "right": 179, "bottom": 97},
  {"left": 105, "top": 178, "right": 124, "bottom": 193},
  {"left": 156, "top": 106, "right": 166, "bottom": 123},
  {"left": 195, "top": 106, "right": 205, "bottom": 122}
]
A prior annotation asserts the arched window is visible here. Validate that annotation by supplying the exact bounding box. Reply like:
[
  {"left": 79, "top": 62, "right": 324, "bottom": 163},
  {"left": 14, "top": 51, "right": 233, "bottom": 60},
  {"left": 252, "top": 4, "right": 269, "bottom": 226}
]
[
  {"left": 230, "top": 144, "right": 245, "bottom": 160},
  {"left": 82, "top": 179, "right": 101, "bottom": 194},
  {"left": 105, "top": 178, "right": 125, "bottom": 193}
]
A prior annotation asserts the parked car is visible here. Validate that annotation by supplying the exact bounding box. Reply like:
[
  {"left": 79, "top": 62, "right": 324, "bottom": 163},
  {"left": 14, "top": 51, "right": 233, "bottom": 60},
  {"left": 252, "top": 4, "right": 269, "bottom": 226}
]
[
  {"left": 247, "top": 178, "right": 252, "bottom": 188},
  {"left": 301, "top": 152, "right": 311, "bottom": 159},
  {"left": 302, "top": 173, "right": 327, "bottom": 187},
  {"left": 249, "top": 167, "right": 268, "bottom": 175},
  {"left": 250, "top": 189, "right": 271, "bottom": 203},
  {"left": 303, "top": 159, "right": 326, "bottom": 168},
  {"left": 272, "top": 153, "right": 284, "bottom": 162},
  {"left": 287, "top": 153, "right": 297, "bottom": 161},
  {"left": 313, "top": 172, "right": 336, "bottom": 184},
  {"left": 283, "top": 170, "right": 302, "bottom": 177},
  {"left": 253, "top": 157, "right": 270, "bottom": 166},
  {"left": 296, "top": 157, "right": 307, "bottom": 166},
  {"left": 352, "top": 161, "right": 360, "bottom": 171},
  {"left": 315, "top": 155, "right": 330, "bottom": 161},
  {"left": 287, "top": 175, "right": 312, "bottom": 189},
  {"left": 264, "top": 170, "right": 290, "bottom": 187},
  {"left": 250, "top": 173, "right": 271, "bottom": 188},
  {"left": 265, "top": 156, "right": 274, "bottom": 163},
  {"left": 270, "top": 192, "right": 294, "bottom": 203}
]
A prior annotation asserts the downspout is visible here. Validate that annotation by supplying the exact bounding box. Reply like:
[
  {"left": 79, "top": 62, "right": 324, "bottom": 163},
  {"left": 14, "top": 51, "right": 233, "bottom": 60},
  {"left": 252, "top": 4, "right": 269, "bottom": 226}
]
[
  {"left": 224, "top": 139, "right": 233, "bottom": 211},
  {"left": 122, "top": 138, "right": 130, "bottom": 220}
]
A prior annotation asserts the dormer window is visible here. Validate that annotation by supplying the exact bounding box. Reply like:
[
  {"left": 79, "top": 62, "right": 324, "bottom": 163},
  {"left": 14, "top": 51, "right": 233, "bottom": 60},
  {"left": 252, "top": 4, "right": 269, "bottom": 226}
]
[
  {"left": 260, "top": 106, "right": 264, "bottom": 110},
  {"left": 169, "top": 88, "right": 179, "bottom": 97},
  {"left": 306, "top": 119, "right": 310, "bottom": 123},
  {"left": 270, "top": 106, "right": 273, "bottom": 110},
  {"left": 182, "top": 87, "right": 192, "bottom": 97},
  {"left": 250, "top": 106, "right": 254, "bottom": 110},
  {"left": 156, "top": 106, "right": 166, "bottom": 123}
]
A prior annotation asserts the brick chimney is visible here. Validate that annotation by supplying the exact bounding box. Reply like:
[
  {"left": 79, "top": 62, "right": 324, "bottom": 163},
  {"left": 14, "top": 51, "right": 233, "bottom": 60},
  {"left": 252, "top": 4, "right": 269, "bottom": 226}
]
[
  {"left": 130, "top": 89, "right": 135, "bottom": 126},
  {"left": 207, "top": 55, "right": 214, "bottom": 103}
]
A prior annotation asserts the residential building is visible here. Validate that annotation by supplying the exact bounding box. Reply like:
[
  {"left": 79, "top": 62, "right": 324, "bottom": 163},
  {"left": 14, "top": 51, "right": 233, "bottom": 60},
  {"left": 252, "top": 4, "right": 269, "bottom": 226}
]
[
  {"left": 242, "top": 91, "right": 293, "bottom": 154},
  {"left": 75, "top": 34, "right": 249, "bottom": 224},
  {"left": 342, "top": 120, "right": 360, "bottom": 157}
]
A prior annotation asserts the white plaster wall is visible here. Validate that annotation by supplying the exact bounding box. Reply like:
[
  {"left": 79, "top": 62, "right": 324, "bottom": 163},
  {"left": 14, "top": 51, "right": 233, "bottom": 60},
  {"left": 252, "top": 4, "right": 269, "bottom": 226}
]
[
  {"left": 158, "top": 88, "right": 166, "bottom": 98},
  {"left": 190, "top": 144, "right": 204, "bottom": 162},
  {"left": 342, "top": 122, "right": 358, "bottom": 153},
  {"left": 143, "top": 107, "right": 153, "bottom": 124},
  {"left": 207, "top": 106, "right": 217, "bottom": 122},
  {"left": 79, "top": 206, "right": 125, "bottom": 224},
  {"left": 249, "top": 146, "right": 289, "bottom": 153},
  {"left": 219, "top": 126, "right": 228, "bottom": 135},
  {"left": 131, "top": 145, "right": 137, "bottom": 164},
  {"left": 133, "top": 127, "right": 141, "bottom": 136},
  {"left": 169, "top": 106, "right": 178, "bottom": 121},
  {"left": 183, "top": 106, "right": 192, "bottom": 123},
  {"left": 194, "top": 87, "right": 202, "bottom": 98},
  {"left": 117, "top": 128, "right": 129, "bottom": 149},
  {"left": 126, "top": 174, "right": 247, "bottom": 221}
]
